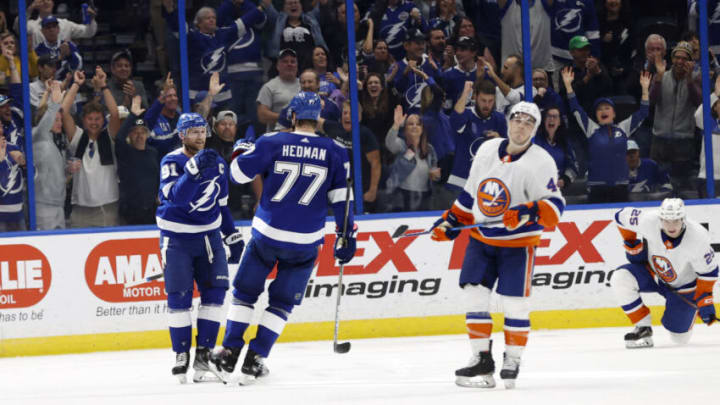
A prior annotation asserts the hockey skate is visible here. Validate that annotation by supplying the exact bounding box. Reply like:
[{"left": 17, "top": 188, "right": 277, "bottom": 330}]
[
  {"left": 209, "top": 346, "right": 242, "bottom": 384},
  {"left": 172, "top": 352, "right": 190, "bottom": 384},
  {"left": 239, "top": 349, "right": 269, "bottom": 386},
  {"left": 499, "top": 353, "right": 521, "bottom": 389},
  {"left": 192, "top": 346, "right": 222, "bottom": 383},
  {"left": 624, "top": 326, "right": 653, "bottom": 349},
  {"left": 455, "top": 342, "right": 496, "bottom": 388}
]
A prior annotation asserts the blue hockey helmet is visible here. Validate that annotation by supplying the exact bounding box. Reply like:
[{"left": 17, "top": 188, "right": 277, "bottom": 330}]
[
  {"left": 177, "top": 112, "right": 207, "bottom": 135},
  {"left": 288, "top": 91, "right": 322, "bottom": 121}
]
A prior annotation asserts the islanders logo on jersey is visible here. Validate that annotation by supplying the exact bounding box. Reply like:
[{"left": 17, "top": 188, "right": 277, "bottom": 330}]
[
  {"left": 651, "top": 255, "right": 677, "bottom": 283},
  {"left": 476, "top": 178, "right": 511, "bottom": 217}
]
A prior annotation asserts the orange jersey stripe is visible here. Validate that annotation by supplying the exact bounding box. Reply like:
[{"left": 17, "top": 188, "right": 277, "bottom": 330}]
[
  {"left": 467, "top": 322, "right": 493, "bottom": 339},
  {"left": 536, "top": 200, "right": 560, "bottom": 228},
  {"left": 626, "top": 305, "right": 650, "bottom": 324},
  {"left": 504, "top": 330, "right": 529, "bottom": 346},
  {"left": 617, "top": 226, "right": 638, "bottom": 242},
  {"left": 470, "top": 229, "right": 541, "bottom": 247}
]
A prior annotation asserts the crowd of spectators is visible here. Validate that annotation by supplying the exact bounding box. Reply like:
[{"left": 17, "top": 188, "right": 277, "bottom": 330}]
[{"left": 0, "top": 0, "right": 719, "bottom": 232}]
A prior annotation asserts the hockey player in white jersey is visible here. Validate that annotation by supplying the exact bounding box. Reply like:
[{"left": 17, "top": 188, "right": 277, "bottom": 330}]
[
  {"left": 210, "top": 92, "right": 356, "bottom": 385},
  {"left": 431, "top": 101, "right": 565, "bottom": 389},
  {"left": 613, "top": 198, "right": 718, "bottom": 348}
]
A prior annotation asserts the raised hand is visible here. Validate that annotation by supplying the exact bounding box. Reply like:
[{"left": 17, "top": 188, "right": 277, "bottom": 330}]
[
  {"left": 122, "top": 80, "right": 137, "bottom": 97},
  {"left": 392, "top": 105, "right": 406, "bottom": 129},
  {"left": 208, "top": 71, "right": 225, "bottom": 96},
  {"left": 131, "top": 95, "right": 145, "bottom": 116},
  {"left": 73, "top": 70, "right": 86, "bottom": 85},
  {"left": 49, "top": 80, "right": 64, "bottom": 104},
  {"left": 654, "top": 54, "right": 667, "bottom": 76},
  {"left": 639, "top": 70, "right": 652, "bottom": 90},
  {"left": 561, "top": 66, "right": 574, "bottom": 90},
  {"left": 92, "top": 66, "right": 107, "bottom": 89}
]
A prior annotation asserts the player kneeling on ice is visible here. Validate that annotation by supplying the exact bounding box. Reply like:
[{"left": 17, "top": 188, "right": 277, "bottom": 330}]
[
  {"left": 210, "top": 91, "right": 356, "bottom": 385},
  {"left": 613, "top": 198, "right": 718, "bottom": 349},
  {"left": 431, "top": 101, "right": 565, "bottom": 389},
  {"left": 155, "top": 113, "right": 245, "bottom": 384}
]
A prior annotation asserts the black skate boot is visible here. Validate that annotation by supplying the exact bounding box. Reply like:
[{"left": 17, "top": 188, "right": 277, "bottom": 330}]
[
  {"left": 209, "top": 346, "right": 242, "bottom": 383},
  {"left": 192, "top": 346, "right": 222, "bottom": 383},
  {"left": 172, "top": 352, "right": 190, "bottom": 384},
  {"left": 455, "top": 341, "right": 495, "bottom": 388},
  {"left": 239, "top": 349, "right": 269, "bottom": 386},
  {"left": 499, "top": 353, "right": 521, "bottom": 389},
  {"left": 624, "top": 326, "right": 653, "bottom": 349}
]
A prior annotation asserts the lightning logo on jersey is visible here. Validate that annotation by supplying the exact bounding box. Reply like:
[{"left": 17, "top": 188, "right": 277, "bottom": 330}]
[
  {"left": 476, "top": 178, "right": 511, "bottom": 217},
  {"left": 189, "top": 177, "right": 222, "bottom": 213},
  {"left": 555, "top": 9, "right": 583, "bottom": 33},
  {"left": 651, "top": 255, "right": 678, "bottom": 283},
  {"left": 405, "top": 82, "right": 427, "bottom": 110},
  {"left": 201, "top": 47, "right": 227, "bottom": 74}
]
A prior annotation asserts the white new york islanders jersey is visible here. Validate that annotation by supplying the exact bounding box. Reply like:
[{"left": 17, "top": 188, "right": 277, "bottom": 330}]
[
  {"left": 455, "top": 137, "right": 565, "bottom": 247},
  {"left": 616, "top": 207, "right": 718, "bottom": 292}
]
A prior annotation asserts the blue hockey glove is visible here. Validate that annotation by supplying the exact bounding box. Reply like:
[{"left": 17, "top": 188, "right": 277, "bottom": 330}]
[
  {"left": 624, "top": 239, "right": 648, "bottom": 264},
  {"left": 431, "top": 210, "right": 462, "bottom": 241},
  {"left": 224, "top": 232, "right": 245, "bottom": 265},
  {"left": 696, "top": 293, "right": 716, "bottom": 325},
  {"left": 503, "top": 202, "right": 539, "bottom": 231},
  {"left": 334, "top": 224, "right": 357, "bottom": 264},
  {"left": 187, "top": 149, "right": 221, "bottom": 181}
]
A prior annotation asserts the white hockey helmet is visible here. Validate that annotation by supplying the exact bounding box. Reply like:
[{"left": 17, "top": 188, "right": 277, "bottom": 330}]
[
  {"left": 658, "top": 198, "right": 686, "bottom": 221},
  {"left": 507, "top": 101, "right": 542, "bottom": 146}
]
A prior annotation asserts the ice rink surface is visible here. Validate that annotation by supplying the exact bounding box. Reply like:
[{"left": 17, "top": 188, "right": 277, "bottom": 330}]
[{"left": 3, "top": 326, "right": 720, "bottom": 405}]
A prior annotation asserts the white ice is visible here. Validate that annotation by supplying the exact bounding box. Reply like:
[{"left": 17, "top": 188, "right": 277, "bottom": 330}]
[{"left": 3, "top": 326, "right": 720, "bottom": 404}]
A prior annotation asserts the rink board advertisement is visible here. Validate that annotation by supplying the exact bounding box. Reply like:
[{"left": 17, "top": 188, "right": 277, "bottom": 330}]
[{"left": 2, "top": 203, "right": 720, "bottom": 356}]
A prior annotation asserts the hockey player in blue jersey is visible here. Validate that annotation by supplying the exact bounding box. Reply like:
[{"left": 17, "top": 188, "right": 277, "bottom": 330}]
[
  {"left": 155, "top": 112, "right": 245, "bottom": 384},
  {"left": 211, "top": 91, "right": 356, "bottom": 385}
]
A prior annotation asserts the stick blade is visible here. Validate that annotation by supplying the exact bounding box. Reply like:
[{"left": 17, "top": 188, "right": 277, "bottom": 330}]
[
  {"left": 391, "top": 225, "right": 409, "bottom": 238},
  {"left": 334, "top": 342, "right": 351, "bottom": 354}
]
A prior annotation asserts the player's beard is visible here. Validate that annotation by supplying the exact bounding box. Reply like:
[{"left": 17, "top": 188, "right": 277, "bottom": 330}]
[{"left": 183, "top": 140, "right": 204, "bottom": 156}]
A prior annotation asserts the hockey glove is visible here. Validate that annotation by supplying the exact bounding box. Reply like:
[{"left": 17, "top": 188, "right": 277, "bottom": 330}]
[
  {"left": 503, "top": 202, "right": 539, "bottom": 231},
  {"left": 695, "top": 293, "right": 716, "bottom": 325},
  {"left": 431, "top": 210, "right": 462, "bottom": 241},
  {"left": 334, "top": 224, "right": 358, "bottom": 264},
  {"left": 624, "top": 239, "right": 648, "bottom": 264},
  {"left": 189, "top": 149, "right": 221, "bottom": 180},
  {"left": 224, "top": 232, "right": 245, "bottom": 265}
]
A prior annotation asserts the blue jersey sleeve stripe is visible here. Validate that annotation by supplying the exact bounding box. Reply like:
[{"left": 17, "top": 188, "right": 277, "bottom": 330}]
[
  {"left": 698, "top": 267, "right": 719, "bottom": 279},
  {"left": 230, "top": 159, "right": 254, "bottom": 184},
  {"left": 456, "top": 190, "right": 474, "bottom": 211}
]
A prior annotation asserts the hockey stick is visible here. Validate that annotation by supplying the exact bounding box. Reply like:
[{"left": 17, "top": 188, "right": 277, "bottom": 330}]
[
  {"left": 124, "top": 273, "right": 163, "bottom": 288},
  {"left": 333, "top": 177, "right": 353, "bottom": 354},
  {"left": 649, "top": 267, "right": 720, "bottom": 322},
  {"left": 392, "top": 219, "right": 504, "bottom": 239}
]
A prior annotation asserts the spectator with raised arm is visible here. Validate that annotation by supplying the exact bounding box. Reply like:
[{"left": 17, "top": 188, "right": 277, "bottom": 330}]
[
  {"left": 143, "top": 73, "right": 181, "bottom": 160},
  {"left": 265, "top": 0, "right": 327, "bottom": 70},
  {"left": 558, "top": 36, "right": 612, "bottom": 114},
  {"left": 61, "top": 67, "right": 122, "bottom": 228},
  {"left": 385, "top": 106, "right": 440, "bottom": 211},
  {"left": 29, "top": 55, "right": 60, "bottom": 110},
  {"left": 32, "top": 80, "right": 72, "bottom": 230},
  {"left": 107, "top": 50, "right": 149, "bottom": 109},
  {"left": 18, "top": 0, "right": 98, "bottom": 47},
  {"left": 115, "top": 96, "right": 159, "bottom": 225},
  {"left": 649, "top": 41, "right": 702, "bottom": 188},
  {"left": 34, "top": 16, "right": 83, "bottom": 80},
  {"left": 481, "top": 54, "right": 532, "bottom": 114},
  {"left": 563, "top": 67, "right": 651, "bottom": 203},
  {"left": 389, "top": 28, "right": 441, "bottom": 113},
  {"left": 448, "top": 16, "right": 496, "bottom": 71},
  {"left": 532, "top": 68, "right": 565, "bottom": 118}
]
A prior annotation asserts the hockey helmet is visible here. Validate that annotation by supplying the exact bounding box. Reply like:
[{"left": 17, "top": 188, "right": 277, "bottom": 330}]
[
  {"left": 507, "top": 101, "right": 541, "bottom": 141},
  {"left": 658, "top": 198, "right": 686, "bottom": 221},
  {"left": 177, "top": 112, "right": 207, "bottom": 136},
  {"left": 288, "top": 91, "right": 322, "bottom": 121}
]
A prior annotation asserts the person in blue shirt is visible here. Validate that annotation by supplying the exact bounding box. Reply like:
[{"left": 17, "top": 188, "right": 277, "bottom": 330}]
[
  {"left": 563, "top": 67, "right": 651, "bottom": 203},
  {"left": 34, "top": 16, "right": 82, "bottom": 80},
  {"left": 626, "top": 140, "right": 672, "bottom": 194},
  {"left": 211, "top": 92, "right": 356, "bottom": 385},
  {"left": 155, "top": 112, "right": 244, "bottom": 384},
  {"left": 533, "top": 106, "right": 578, "bottom": 192}
]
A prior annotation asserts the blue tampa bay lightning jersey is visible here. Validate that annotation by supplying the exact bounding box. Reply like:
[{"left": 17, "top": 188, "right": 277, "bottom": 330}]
[
  {"left": 156, "top": 148, "right": 230, "bottom": 238},
  {"left": 229, "top": 130, "right": 351, "bottom": 250}
]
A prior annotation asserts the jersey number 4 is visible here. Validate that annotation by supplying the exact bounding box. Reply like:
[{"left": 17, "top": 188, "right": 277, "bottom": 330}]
[{"left": 272, "top": 161, "right": 327, "bottom": 205}]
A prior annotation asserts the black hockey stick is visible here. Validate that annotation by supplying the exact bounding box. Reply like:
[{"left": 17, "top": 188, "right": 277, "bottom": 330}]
[
  {"left": 649, "top": 266, "right": 720, "bottom": 323},
  {"left": 333, "top": 177, "right": 353, "bottom": 354},
  {"left": 124, "top": 273, "right": 163, "bottom": 288},
  {"left": 392, "top": 219, "right": 504, "bottom": 239}
]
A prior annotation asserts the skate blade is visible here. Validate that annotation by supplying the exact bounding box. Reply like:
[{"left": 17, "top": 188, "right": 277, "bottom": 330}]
[
  {"left": 192, "top": 370, "right": 222, "bottom": 383},
  {"left": 625, "top": 337, "right": 653, "bottom": 349},
  {"left": 174, "top": 374, "right": 188, "bottom": 384},
  {"left": 237, "top": 373, "right": 257, "bottom": 386},
  {"left": 502, "top": 378, "right": 516, "bottom": 389},
  {"left": 455, "top": 375, "right": 496, "bottom": 388}
]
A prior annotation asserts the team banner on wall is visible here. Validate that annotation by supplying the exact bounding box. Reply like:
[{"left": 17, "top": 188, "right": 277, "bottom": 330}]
[{"left": 2, "top": 204, "right": 720, "bottom": 342}]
